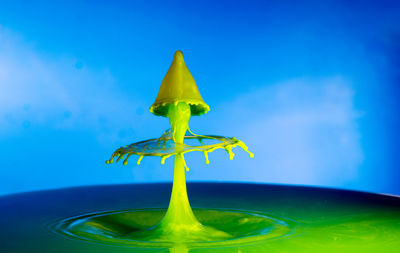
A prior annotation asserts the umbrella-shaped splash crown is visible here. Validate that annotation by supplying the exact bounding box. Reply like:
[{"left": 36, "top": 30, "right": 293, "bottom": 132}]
[{"left": 149, "top": 50, "right": 210, "bottom": 117}]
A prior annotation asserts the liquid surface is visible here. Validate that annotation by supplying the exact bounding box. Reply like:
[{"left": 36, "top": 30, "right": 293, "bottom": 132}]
[
  {"left": 56, "top": 208, "right": 294, "bottom": 248},
  {"left": 1, "top": 183, "right": 400, "bottom": 253}
]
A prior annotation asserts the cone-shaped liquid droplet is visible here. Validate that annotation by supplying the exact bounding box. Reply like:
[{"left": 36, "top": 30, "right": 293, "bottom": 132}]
[{"left": 150, "top": 50, "right": 210, "bottom": 117}]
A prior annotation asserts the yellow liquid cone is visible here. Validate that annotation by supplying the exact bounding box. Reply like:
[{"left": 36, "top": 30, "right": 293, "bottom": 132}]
[{"left": 150, "top": 51, "right": 210, "bottom": 117}]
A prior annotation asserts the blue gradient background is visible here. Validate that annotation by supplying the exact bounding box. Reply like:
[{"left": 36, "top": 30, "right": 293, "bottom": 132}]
[{"left": 0, "top": 0, "right": 399, "bottom": 196}]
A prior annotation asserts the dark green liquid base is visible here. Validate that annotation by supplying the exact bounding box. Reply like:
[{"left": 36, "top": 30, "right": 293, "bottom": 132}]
[{"left": 1, "top": 183, "right": 400, "bottom": 252}]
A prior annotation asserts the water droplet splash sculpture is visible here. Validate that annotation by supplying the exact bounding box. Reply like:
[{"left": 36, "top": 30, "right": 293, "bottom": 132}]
[
  {"left": 56, "top": 51, "right": 296, "bottom": 253},
  {"left": 106, "top": 50, "right": 254, "bottom": 243}
]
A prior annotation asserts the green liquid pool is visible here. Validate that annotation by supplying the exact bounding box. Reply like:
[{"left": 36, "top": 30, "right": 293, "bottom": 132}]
[{"left": 1, "top": 183, "right": 400, "bottom": 252}]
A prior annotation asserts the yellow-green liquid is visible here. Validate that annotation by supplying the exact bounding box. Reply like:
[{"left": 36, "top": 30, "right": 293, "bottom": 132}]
[{"left": 104, "top": 52, "right": 257, "bottom": 250}]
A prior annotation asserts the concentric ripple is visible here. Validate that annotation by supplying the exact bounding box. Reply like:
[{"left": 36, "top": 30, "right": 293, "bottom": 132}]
[{"left": 55, "top": 208, "right": 297, "bottom": 248}]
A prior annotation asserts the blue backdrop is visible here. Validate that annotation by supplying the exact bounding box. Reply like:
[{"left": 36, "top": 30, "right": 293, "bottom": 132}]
[{"left": 1, "top": 0, "right": 399, "bottom": 195}]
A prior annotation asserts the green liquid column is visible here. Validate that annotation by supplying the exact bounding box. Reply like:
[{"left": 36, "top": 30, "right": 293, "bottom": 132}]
[
  {"left": 149, "top": 50, "right": 210, "bottom": 235},
  {"left": 159, "top": 102, "right": 201, "bottom": 233},
  {"left": 146, "top": 51, "right": 234, "bottom": 241}
]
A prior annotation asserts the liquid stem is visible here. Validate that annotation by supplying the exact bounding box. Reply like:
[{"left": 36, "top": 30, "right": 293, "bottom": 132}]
[{"left": 158, "top": 102, "right": 201, "bottom": 233}]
